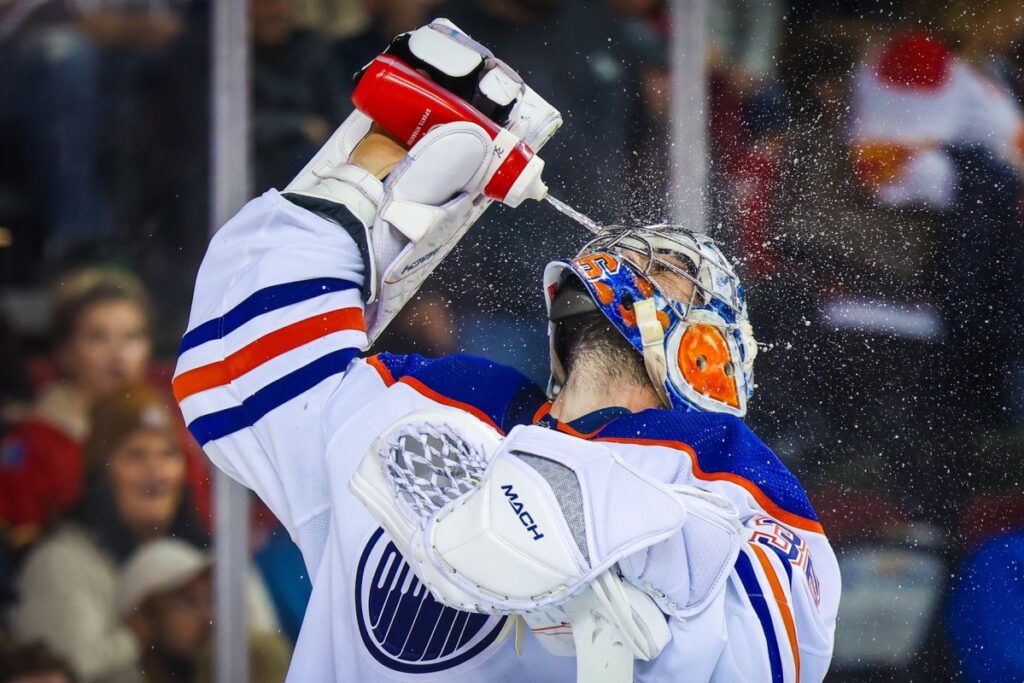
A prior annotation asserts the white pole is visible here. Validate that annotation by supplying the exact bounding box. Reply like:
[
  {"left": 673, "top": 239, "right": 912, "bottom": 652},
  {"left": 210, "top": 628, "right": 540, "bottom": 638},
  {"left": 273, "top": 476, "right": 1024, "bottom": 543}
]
[
  {"left": 210, "top": 0, "right": 250, "bottom": 681},
  {"left": 669, "top": 0, "right": 707, "bottom": 231}
]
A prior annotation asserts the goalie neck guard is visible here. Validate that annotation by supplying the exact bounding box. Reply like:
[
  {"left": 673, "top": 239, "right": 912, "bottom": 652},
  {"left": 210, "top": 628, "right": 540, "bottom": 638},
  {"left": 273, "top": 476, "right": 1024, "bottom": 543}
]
[{"left": 543, "top": 225, "right": 757, "bottom": 417}]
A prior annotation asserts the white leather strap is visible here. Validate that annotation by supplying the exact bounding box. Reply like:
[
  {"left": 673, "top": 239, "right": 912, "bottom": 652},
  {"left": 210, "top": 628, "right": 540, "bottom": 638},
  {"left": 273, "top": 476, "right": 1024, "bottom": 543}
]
[
  {"left": 634, "top": 298, "right": 671, "bottom": 408},
  {"left": 407, "top": 24, "right": 483, "bottom": 77},
  {"left": 310, "top": 163, "right": 383, "bottom": 228}
]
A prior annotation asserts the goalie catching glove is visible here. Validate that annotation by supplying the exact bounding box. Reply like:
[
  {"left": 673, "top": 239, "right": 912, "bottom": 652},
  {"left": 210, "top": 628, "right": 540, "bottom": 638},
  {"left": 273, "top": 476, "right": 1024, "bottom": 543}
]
[
  {"left": 349, "top": 412, "right": 745, "bottom": 679},
  {"left": 282, "top": 19, "right": 562, "bottom": 343}
]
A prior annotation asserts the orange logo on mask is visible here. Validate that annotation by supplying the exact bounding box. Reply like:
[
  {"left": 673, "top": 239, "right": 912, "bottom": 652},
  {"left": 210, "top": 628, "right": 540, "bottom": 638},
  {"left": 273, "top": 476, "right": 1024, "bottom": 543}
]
[
  {"left": 677, "top": 324, "right": 740, "bottom": 408},
  {"left": 575, "top": 253, "right": 620, "bottom": 280}
]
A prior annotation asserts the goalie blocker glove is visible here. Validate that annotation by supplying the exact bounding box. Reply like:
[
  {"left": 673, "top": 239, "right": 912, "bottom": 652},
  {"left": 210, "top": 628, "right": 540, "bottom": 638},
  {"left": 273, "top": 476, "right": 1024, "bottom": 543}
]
[
  {"left": 350, "top": 415, "right": 744, "bottom": 659},
  {"left": 282, "top": 19, "right": 561, "bottom": 343}
]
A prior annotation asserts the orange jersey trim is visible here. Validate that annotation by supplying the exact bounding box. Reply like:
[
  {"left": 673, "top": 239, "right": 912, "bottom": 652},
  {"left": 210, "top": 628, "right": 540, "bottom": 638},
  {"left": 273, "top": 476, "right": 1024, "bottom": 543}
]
[
  {"left": 398, "top": 377, "right": 503, "bottom": 433},
  {"left": 751, "top": 543, "right": 801, "bottom": 682},
  {"left": 552, "top": 418, "right": 607, "bottom": 439},
  {"left": 365, "top": 354, "right": 397, "bottom": 386},
  {"left": 594, "top": 435, "right": 825, "bottom": 535},
  {"left": 529, "top": 402, "right": 624, "bottom": 439},
  {"left": 173, "top": 307, "right": 365, "bottom": 403},
  {"left": 364, "top": 356, "right": 504, "bottom": 434}
]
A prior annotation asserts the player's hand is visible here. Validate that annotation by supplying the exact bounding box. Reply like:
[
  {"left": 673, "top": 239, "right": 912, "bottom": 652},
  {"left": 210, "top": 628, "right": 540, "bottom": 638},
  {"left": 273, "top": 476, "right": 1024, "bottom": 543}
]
[{"left": 348, "top": 126, "right": 407, "bottom": 179}]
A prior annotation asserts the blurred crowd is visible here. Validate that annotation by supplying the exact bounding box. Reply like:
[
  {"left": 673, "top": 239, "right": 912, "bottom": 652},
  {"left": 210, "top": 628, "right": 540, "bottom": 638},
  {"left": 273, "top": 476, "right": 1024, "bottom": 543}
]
[{"left": 1, "top": 0, "right": 1023, "bottom": 681}]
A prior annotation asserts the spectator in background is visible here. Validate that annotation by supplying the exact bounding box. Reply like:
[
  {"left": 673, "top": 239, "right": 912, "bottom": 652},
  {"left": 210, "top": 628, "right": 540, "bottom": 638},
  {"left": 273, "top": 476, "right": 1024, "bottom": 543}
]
[
  {"left": 769, "top": 27, "right": 927, "bottom": 295},
  {"left": 109, "top": 539, "right": 212, "bottom": 683},
  {"left": 601, "top": 0, "right": 670, "bottom": 225},
  {"left": 760, "top": 22, "right": 1024, "bottom": 517},
  {"left": 850, "top": 29, "right": 1024, "bottom": 210},
  {"left": 11, "top": 382, "right": 278, "bottom": 683},
  {"left": 107, "top": 539, "right": 290, "bottom": 683},
  {"left": 0, "top": 0, "right": 187, "bottom": 265},
  {"left": 851, "top": 26, "right": 1024, "bottom": 430},
  {"left": 706, "top": 0, "right": 783, "bottom": 99},
  {"left": 77, "top": 0, "right": 187, "bottom": 258},
  {"left": 0, "top": 1, "right": 108, "bottom": 263},
  {"left": 251, "top": 0, "right": 346, "bottom": 192},
  {"left": 0, "top": 640, "right": 77, "bottom": 683},
  {"left": 0, "top": 269, "right": 152, "bottom": 548},
  {"left": 9, "top": 383, "right": 208, "bottom": 682},
  {"left": 748, "top": 25, "right": 950, "bottom": 495}
]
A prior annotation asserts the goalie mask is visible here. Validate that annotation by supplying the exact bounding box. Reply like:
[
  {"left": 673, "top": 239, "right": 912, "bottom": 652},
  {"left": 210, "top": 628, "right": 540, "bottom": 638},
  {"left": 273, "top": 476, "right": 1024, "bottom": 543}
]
[{"left": 543, "top": 225, "right": 757, "bottom": 416}]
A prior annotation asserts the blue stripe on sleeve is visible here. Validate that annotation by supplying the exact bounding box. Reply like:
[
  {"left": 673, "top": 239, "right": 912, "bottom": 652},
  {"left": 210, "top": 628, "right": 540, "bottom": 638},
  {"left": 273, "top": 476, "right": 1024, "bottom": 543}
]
[
  {"left": 763, "top": 544, "right": 794, "bottom": 584},
  {"left": 186, "top": 347, "right": 358, "bottom": 445},
  {"left": 735, "top": 550, "right": 785, "bottom": 683},
  {"left": 179, "top": 277, "right": 360, "bottom": 355},
  {"left": 750, "top": 539, "right": 794, "bottom": 584}
]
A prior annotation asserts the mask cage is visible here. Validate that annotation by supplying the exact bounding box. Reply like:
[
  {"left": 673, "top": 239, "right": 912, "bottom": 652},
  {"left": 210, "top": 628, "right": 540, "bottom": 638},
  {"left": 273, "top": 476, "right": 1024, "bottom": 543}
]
[{"left": 576, "top": 224, "right": 745, "bottom": 328}]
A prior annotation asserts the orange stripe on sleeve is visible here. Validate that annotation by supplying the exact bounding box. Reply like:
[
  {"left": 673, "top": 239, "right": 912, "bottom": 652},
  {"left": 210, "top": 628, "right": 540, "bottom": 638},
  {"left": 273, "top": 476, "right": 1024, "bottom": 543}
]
[
  {"left": 594, "top": 436, "right": 825, "bottom": 535},
  {"left": 751, "top": 544, "right": 801, "bottom": 683},
  {"left": 173, "top": 307, "right": 364, "bottom": 403}
]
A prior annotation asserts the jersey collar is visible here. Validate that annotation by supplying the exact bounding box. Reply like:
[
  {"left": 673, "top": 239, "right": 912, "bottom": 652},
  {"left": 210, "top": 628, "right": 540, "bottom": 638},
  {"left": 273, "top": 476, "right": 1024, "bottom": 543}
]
[{"left": 533, "top": 404, "right": 631, "bottom": 439}]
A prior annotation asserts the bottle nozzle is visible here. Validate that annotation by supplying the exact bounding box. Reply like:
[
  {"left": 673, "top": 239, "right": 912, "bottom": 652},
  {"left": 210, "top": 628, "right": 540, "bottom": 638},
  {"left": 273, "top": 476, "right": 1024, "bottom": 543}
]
[{"left": 500, "top": 155, "right": 548, "bottom": 207}]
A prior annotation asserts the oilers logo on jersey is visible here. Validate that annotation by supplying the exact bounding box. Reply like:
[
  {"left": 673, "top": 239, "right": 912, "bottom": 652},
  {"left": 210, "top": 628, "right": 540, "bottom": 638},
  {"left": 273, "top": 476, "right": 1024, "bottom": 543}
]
[{"left": 354, "top": 527, "right": 509, "bottom": 673}]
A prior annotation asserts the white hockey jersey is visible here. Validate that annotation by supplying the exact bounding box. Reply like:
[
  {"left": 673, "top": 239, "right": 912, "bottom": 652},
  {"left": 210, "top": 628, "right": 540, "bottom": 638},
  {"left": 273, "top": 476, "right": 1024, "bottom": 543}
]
[{"left": 174, "top": 189, "right": 840, "bottom": 682}]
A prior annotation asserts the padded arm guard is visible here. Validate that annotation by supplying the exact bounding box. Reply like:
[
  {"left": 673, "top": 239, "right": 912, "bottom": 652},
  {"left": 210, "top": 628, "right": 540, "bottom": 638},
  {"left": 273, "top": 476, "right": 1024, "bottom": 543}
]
[
  {"left": 426, "top": 425, "right": 687, "bottom": 612},
  {"left": 350, "top": 417, "right": 688, "bottom": 610},
  {"left": 349, "top": 414, "right": 681, "bottom": 681},
  {"left": 350, "top": 416, "right": 746, "bottom": 681}
]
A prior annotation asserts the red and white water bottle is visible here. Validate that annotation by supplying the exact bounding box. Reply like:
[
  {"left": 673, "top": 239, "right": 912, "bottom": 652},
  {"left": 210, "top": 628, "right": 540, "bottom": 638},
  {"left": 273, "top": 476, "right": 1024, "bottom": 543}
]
[{"left": 352, "top": 55, "right": 548, "bottom": 207}]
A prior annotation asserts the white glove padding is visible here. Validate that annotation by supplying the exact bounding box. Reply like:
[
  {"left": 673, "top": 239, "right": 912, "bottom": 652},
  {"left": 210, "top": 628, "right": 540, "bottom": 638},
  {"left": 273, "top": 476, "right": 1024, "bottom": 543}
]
[
  {"left": 349, "top": 408, "right": 506, "bottom": 611},
  {"left": 282, "top": 116, "right": 493, "bottom": 305},
  {"left": 619, "top": 484, "right": 744, "bottom": 620},
  {"left": 349, "top": 414, "right": 677, "bottom": 682},
  {"left": 364, "top": 121, "right": 496, "bottom": 336},
  {"left": 385, "top": 19, "right": 563, "bottom": 147},
  {"left": 425, "top": 425, "right": 687, "bottom": 613},
  {"left": 350, "top": 417, "right": 688, "bottom": 611}
]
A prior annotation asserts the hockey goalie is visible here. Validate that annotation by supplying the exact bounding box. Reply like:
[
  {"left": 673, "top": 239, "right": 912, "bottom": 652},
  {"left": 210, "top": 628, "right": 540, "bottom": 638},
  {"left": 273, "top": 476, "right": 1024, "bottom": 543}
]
[{"left": 174, "top": 20, "right": 839, "bottom": 683}]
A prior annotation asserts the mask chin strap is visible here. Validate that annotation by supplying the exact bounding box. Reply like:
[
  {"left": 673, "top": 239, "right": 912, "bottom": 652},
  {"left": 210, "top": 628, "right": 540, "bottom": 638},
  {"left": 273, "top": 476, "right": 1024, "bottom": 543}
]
[{"left": 633, "top": 299, "right": 671, "bottom": 408}]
